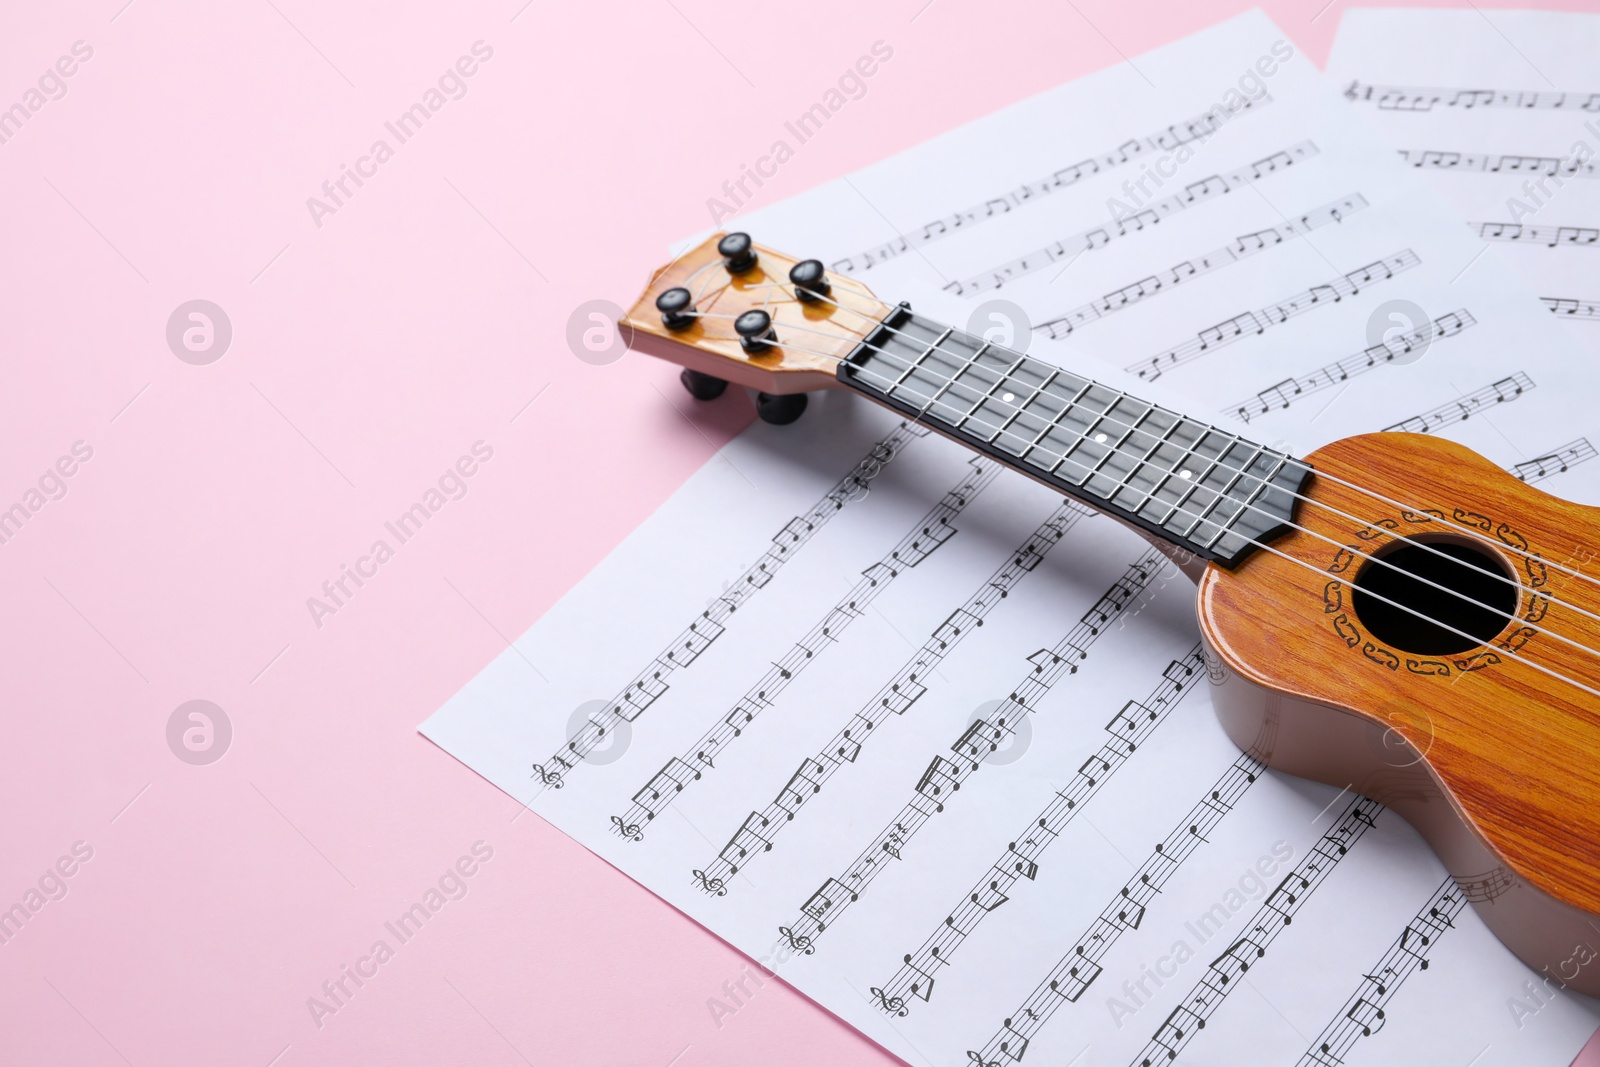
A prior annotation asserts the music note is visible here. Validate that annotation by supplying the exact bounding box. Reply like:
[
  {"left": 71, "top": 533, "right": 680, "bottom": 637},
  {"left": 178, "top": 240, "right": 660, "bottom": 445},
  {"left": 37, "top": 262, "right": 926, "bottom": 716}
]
[
  {"left": 614, "top": 460, "right": 997, "bottom": 834},
  {"left": 971, "top": 883, "right": 1010, "bottom": 912},
  {"left": 1347, "top": 997, "right": 1386, "bottom": 1035},
  {"left": 1382, "top": 373, "right": 1535, "bottom": 434},
  {"left": 915, "top": 755, "right": 964, "bottom": 807},
  {"left": 953, "top": 141, "right": 1321, "bottom": 293},
  {"left": 827, "top": 100, "right": 1271, "bottom": 271},
  {"left": 1399, "top": 146, "right": 1598, "bottom": 180},
  {"left": 1128, "top": 249, "right": 1422, "bottom": 377},
  {"left": 1542, "top": 296, "right": 1600, "bottom": 319},
  {"left": 1513, "top": 438, "right": 1597, "bottom": 484},
  {"left": 1294, "top": 876, "right": 1466, "bottom": 1063},
  {"left": 998, "top": 1021, "right": 1029, "bottom": 1058},
  {"left": 777, "top": 759, "right": 826, "bottom": 811}
]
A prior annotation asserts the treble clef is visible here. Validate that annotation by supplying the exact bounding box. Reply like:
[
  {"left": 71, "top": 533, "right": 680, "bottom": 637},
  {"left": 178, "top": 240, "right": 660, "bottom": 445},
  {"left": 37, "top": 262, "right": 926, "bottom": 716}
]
[
  {"left": 610, "top": 815, "right": 643, "bottom": 841},
  {"left": 869, "top": 986, "right": 908, "bottom": 1017},
  {"left": 777, "top": 925, "right": 815, "bottom": 956},
  {"left": 966, "top": 1054, "right": 1002, "bottom": 1067},
  {"left": 691, "top": 869, "right": 728, "bottom": 897},
  {"left": 532, "top": 763, "right": 565, "bottom": 789}
]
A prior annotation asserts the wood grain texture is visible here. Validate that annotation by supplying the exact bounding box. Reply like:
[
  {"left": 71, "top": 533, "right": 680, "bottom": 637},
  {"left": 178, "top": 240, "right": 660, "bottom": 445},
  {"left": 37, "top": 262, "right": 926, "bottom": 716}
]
[
  {"left": 621, "top": 233, "right": 891, "bottom": 395},
  {"left": 1199, "top": 431, "right": 1600, "bottom": 916}
]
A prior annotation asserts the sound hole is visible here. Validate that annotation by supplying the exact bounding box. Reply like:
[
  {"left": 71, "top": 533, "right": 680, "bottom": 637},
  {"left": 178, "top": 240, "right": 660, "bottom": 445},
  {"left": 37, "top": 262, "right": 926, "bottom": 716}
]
[{"left": 1351, "top": 540, "right": 1516, "bottom": 656}]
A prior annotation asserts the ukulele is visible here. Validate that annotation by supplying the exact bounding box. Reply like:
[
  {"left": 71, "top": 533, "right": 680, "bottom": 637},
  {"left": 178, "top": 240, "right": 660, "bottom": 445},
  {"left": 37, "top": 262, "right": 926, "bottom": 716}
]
[{"left": 620, "top": 231, "right": 1600, "bottom": 997}]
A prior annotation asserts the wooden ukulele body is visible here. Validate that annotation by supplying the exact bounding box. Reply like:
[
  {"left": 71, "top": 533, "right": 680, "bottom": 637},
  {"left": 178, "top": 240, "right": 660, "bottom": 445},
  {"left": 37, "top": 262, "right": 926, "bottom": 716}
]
[{"left": 1198, "top": 431, "right": 1600, "bottom": 997}]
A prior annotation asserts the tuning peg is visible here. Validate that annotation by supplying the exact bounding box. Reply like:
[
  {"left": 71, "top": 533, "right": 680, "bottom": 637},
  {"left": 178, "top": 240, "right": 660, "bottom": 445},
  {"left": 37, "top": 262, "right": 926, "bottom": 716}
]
[
  {"left": 656, "top": 287, "right": 695, "bottom": 330},
  {"left": 734, "top": 309, "right": 775, "bottom": 354},
  {"left": 679, "top": 369, "right": 728, "bottom": 400},
  {"left": 789, "top": 259, "right": 831, "bottom": 303},
  {"left": 756, "top": 392, "right": 807, "bottom": 425},
  {"left": 718, "top": 232, "right": 758, "bottom": 274}
]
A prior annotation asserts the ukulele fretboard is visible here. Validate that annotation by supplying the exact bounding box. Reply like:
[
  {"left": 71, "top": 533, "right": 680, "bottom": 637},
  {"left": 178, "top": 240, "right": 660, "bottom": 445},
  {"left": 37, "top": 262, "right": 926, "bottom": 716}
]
[{"left": 837, "top": 307, "right": 1309, "bottom": 566}]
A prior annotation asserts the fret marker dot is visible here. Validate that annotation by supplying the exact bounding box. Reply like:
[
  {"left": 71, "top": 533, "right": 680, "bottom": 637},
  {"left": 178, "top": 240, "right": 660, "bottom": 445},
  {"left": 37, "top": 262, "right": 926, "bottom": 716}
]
[
  {"left": 1002, "top": 392, "right": 1015, "bottom": 403},
  {"left": 1094, "top": 433, "right": 1108, "bottom": 444},
  {"left": 1180, "top": 470, "right": 1193, "bottom": 479}
]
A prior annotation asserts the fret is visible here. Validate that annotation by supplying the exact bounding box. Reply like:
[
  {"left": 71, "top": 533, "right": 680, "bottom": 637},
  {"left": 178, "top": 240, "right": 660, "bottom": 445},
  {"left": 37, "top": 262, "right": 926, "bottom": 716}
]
[
  {"left": 1041, "top": 382, "right": 1132, "bottom": 487},
  {"left": 838, "top": 306, "right": 1309, "bottom": 566},
  {"left": 891, "top": 325, "right": 954, "bottom": 392},
  {"left": 1188, "top": 449, "right": 1264, "bottom": 549},
  {"left": 971, "top": 352, "right": 1037, "bottom": 442},
  {"left": 950, "top": 345, "right": 1021, "bottom": 433},
  {"left": 1009, "top": 376, "right": 1097, "bottom": 475},
  {"left": 1102, "top": 405, "right": 1188, "bottom": 505},
  {"left": 905, "top": 330, "right": 964, "bottom": 425},
  {"left": 1213, "top": 450, "right": 1297, "bottom": 558},
  {"left": 984, "top": 362, "right": 1063, "bottom": 451},
  {"left": 944, "top": 341, "right": 994, "bottom": 415},
  {"left": 1161, "top": 438, "right": 1246, "bottom": 540},
  {"left": 1067, "top": 394, "right": 1153, "bottom": 492},
  {"left": 1108, "top": 412, "right": 1199, "bottom": 514},
  {"left": 1137, "top": 425, "right": 1233, "bottom": 525},
  {"left": 1015, "top": 376, "right": 1096, "bottom": 465},
  {"left": 1132, "top": 425, "right": 1245, "bottom": 531}
]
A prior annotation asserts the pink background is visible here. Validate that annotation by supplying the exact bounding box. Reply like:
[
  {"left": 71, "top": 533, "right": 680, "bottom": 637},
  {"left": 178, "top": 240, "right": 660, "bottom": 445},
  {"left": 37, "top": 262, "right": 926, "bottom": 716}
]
[{"left": 3, "top": 1, "right": 1597, "bottom": 1063}]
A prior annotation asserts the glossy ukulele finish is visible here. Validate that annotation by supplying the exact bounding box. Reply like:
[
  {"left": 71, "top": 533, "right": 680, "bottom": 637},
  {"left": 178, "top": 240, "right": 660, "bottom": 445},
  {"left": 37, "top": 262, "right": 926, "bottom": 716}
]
[
  {"left": 621, "top": 232, "right": 1600, "bottom": 996},
  {"left": 1200, "top": 432, "right": 1600, "bottom": 994}
]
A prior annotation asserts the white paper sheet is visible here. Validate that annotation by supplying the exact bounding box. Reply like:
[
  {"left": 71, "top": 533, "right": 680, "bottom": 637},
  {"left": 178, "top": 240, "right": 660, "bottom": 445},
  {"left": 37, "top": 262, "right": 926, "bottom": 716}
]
[
  {"left": 422, "top": 12, "right": 1600, "bottom": 1066},
  {"left": 1329, "top": 8, "right": 1600, "bottom": 351}
]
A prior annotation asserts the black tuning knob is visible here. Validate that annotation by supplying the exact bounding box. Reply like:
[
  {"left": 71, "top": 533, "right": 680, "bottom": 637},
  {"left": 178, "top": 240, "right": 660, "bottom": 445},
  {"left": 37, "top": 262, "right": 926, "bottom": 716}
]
[
  {"left": 789, "top": 259, "right": 831, "bottom": 303},
  {"left": 656, "top": 287, "right": 695, "bottom": 330},
  {"left": 679, "top": 368, "right": 728, "bottom": 401},
  {"left": 756, "top": 392, "right": 808, "bottom": 425},
  {"left": 734, "top": 309, "right": 775, "bottom": 354},
  {"left": 718, "top": 232, "right": 758, "bottom": 274}
]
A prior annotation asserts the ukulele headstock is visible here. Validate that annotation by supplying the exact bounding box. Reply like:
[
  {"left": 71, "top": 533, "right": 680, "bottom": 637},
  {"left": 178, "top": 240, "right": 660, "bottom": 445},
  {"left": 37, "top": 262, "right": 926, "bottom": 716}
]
[{"left": 622, "top": 232, "right": 893, "bottom": 396}]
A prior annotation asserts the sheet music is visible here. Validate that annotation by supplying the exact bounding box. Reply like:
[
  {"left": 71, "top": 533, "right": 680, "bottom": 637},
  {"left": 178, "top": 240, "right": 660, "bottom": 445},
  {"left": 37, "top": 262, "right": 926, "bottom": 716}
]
[
  {"left": 1294, "top": 877, "right": 1470, "bottom": 1067},
  {"left": 421, "top": 12, "right": 1600, "bottom": 1067},
  {"left": 1328, "top": 8, "right": 1600, "bottom": 348}
]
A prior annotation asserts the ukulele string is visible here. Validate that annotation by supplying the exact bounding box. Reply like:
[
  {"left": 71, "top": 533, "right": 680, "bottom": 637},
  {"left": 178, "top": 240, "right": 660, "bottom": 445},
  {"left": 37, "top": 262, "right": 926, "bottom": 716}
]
[
  {"left": 693, "top": 272, "right": 728, "bottom": 306},
  {"left": 682, "top": 307, "right": 1600, "bottom": 669},
  {"left": 744, "top": 281, "right": 1595, "bottom": 590},
  {"left": 727, "top": 283, "right": 1600, "bottom": 601},
  {"left": 750, "top": 322, "right": 1600, "bottom": 701},
  {"left": 813, "top": 323, "right": 1600, "bottom": 700},
  {"left": 683, "top": 257, "right": 725, "bottom": 289}
]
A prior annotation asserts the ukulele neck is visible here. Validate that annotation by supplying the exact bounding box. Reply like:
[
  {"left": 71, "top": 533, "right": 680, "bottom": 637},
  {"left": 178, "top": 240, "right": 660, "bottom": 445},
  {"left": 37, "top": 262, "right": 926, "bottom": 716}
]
[{"left": 835, "top": 304, "right": 1310, "bottom": 567}]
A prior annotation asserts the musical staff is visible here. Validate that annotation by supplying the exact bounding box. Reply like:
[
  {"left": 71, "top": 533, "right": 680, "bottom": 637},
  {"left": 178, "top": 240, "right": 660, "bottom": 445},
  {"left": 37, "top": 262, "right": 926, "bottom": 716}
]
[
  {"left": 778, "top": 549, "right": 1168, "bottom": 956},
  {"left": 873, "top": 648, "right": 1207, "bottom": 1016},
  {"left": 831, "top": 97, "right": 1270, "bottom": 274},
  {"left": 946, "top": 142, "right": 1321, "bottom": 296},
  {"left": 1223, "top": 310, "right": 1476, "bottom": 423},
  {"left": 1454, "top": 866, "right": 1517, "bottom": 904},
  {"left": 1127, "top": 250, "right": 1423, "bottom": 381},
  {"left": 531, "top": 423, "right": 926, "bottom": 790},
  {"left": 1295, "top": 878, "right": 1467, "bottom": 1067},
  {"left": 965, "top": 751, "right": 1266, "bottom": 1063},
  {"left": 1381, "top": 372, "right": 1535, "bottom": 433},
  {"left": 1345, "top": 80, "right": 1600, "bottom": 113},
  {"left": 1034, "top": 195, "right": 1369, "bottom": 341},
  {"left": 1476, "top": 222, "right": 1600, "bottom": 247},
  {"left": 1511, "top": 438, "right": 1598, "bottom": 485},
  {"left": 611, "top": 458, "right": 998, "bottom": 841},
  {"left": 1125, "top": 797, "right": 1385, "bottom": 1067},
  {"left": 1398, "top": 149, "right": 1600, "bottom": 179},
  {"left": 693, "top": 500, "right": 1093, "bottom": 895},
  {"left": 1541, "top": 296, "right": 1600, "bottom": 320}
]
